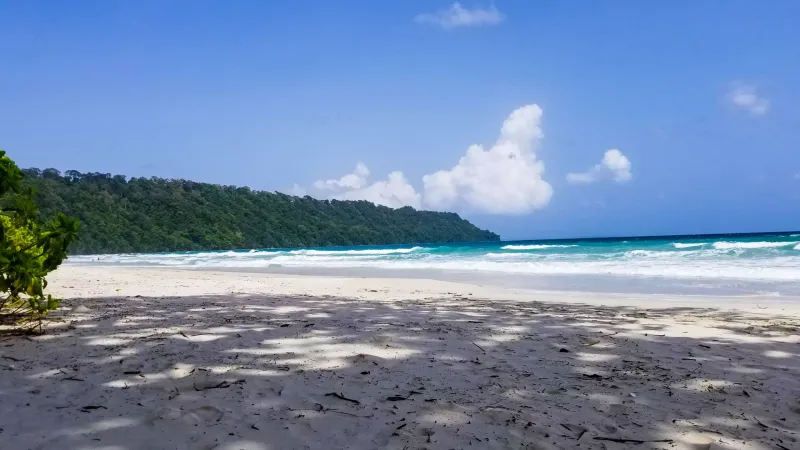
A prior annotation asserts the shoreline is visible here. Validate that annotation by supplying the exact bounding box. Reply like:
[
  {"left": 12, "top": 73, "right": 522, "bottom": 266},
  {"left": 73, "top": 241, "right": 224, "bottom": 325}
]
[
  {"left": 59, "top": 264, "right": 800, "bottom": 311},
  {"left": 64, "top": 261, "right": 800, "bottom": 299},
  {"left": 2, "top": 266, "right": 799, "bottom": 449}
]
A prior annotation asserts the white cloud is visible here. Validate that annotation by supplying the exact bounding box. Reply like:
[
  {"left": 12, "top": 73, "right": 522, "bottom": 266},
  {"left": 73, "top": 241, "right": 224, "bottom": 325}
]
[
  {"left": 566, "top": 149, "right": 632, "bottom": 184},
  {"left": 414, "top": 2, "right": 503, "bottom": 29},
  {"left": 421, "top": 104, "right": 553, "bottom": 214},
  {"left": 307, "top": 163, "right": 421, "bottom": 209},
  {"left": 295, "top": 104, "right": 556, "bottom": 215},
  {"left": 727, "top": 82, "right": 769, "bottom": 116},
  {"left": 313, "top": 162, "right": 370, "bottom": 191},
  {"left": 338, "top": 171, "right": 422, "bottom": 209}
]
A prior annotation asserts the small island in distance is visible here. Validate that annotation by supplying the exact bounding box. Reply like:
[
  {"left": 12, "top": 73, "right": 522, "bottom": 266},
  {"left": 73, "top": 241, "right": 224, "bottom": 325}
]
[{"left": 22, "top": 168, "right": 500, "bottom": 255}]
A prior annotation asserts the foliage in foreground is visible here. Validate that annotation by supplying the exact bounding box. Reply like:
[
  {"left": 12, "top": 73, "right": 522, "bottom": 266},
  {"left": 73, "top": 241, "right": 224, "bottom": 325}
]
[
  {"left": 22, "top": 169, "right": 500, "bottom": 254},
  {"left": 0, "top": 151, "right": 79, "bottom": 333}
]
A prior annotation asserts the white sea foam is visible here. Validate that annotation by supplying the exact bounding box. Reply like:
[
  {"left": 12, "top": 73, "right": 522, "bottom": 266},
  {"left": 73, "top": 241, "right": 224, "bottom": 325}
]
[
  {"left": 711, "top": 241, "right": 797, "bottom": 250},
  {"left": 486, "top": 252, "right": 535, "bottom": 259},
  {"left": 213, "top": 257, "right": 798, "bottom": 281},
  {"left": 287, "top": 246, "right": 422, "bottom": 256},
  {"left": 392, "top": 259, "right": 800, "bottom": 281},
  {"left": 624, "top": 250, "right": 656, "bottom": 257},
  {"left": 67, "top": 239, "right": 800, "bottom": 283},
  {"left": 673, "top": 243, "right": 704, "bottom": 249},
  {"left": 501, "top": 244, "right": 577, "bottom": 250}
]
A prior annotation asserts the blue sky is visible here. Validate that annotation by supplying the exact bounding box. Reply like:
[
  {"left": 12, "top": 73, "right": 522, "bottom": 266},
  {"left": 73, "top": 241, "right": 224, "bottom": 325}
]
[{"left": 2, "top": 1, "right": 799, "bottom": 239}]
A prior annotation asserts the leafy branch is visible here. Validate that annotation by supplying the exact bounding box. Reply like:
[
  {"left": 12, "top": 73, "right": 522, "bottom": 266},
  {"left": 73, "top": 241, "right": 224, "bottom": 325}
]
[{"left": 0, "top": 150, "right": 79, "bottom": 333}]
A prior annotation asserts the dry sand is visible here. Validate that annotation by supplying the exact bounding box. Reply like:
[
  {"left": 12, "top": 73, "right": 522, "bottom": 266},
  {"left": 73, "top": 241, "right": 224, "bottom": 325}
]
[{"left": 1, "top": 266, "right": 799, "bottom": 450}]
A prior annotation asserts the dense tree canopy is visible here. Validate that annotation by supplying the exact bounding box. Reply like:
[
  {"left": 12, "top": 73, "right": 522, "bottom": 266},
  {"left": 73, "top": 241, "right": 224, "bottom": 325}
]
[{"left": 22, "top": 169, "right": 500, "bottom": 254}]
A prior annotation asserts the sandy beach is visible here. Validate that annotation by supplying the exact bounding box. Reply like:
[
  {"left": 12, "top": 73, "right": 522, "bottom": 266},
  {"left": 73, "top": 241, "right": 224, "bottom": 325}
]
[{"left": 2, "top": 266, "right": 799, "bottom": 450}]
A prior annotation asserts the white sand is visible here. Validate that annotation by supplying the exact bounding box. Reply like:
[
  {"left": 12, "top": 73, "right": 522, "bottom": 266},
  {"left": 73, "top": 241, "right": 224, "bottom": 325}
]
[{"left": 2, "top": 266, "right": 799, "bottom": 450}]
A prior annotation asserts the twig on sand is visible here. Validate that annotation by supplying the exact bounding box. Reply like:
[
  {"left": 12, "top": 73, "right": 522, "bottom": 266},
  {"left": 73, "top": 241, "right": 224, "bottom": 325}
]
[
  {"left": 289, "top": 403, "right": 372, "bottom": 418},
  {"left": 593, "top": 437, "right": 673, "bottom": 444},
  {"left": 582, "top": 373, "right": 608, "bottom": 381},
  {"left": 753, "top": 416, "right": 775, "bottom": 430},
  {"left": 325, "top": 392, "right": 361, "bottom": 405},
  {"left": 329, "top": 409, "right": 374, "bottom": 418},
  {"left": 472, "top": 341, "right": 485, "bottom": 352},
  {"left": 62, "top": 376, "right": 85, "bottom": 381},
  {"left": 79, "top": 405, "right": 107, "bottom": 413},
  {"left": 194, "top": 380, "right": 233, "bottom": 391},
  {"left": 387, "top": 390, "right": 422, "bottom": 401}
]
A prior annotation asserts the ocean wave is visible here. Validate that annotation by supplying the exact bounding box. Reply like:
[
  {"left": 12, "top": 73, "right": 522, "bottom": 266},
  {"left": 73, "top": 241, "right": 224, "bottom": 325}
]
[
  {"left": 624, "top": 250, "right": 661, "bottom": 257},
  {"left": 501, "top": 244, "right": 577, "bottom": 250},
  {"left": 673, "top": 243, "right": 705, "bottom": 249},
  {"left": 711, "top": 241, "right": 797, "bottom": 250},
  {"left": 66, "top": 238, "right": 800, "bottom": 283},
  {"left": 287, "top": 246, "right": 423, "bottom": 256},
  {"left": 622, "top": 249, "right": 700, "bottom": 258}
]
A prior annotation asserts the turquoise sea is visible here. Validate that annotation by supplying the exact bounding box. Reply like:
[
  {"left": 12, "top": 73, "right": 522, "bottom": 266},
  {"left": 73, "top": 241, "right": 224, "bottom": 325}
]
[{"left": 70, "top": 232, "right": 800, "bottom": 296}]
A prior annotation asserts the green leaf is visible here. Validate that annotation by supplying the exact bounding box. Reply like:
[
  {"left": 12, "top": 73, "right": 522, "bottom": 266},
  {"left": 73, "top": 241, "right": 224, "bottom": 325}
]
[{"left": 0, "top": 150, "right": 78, "bottom": 333}]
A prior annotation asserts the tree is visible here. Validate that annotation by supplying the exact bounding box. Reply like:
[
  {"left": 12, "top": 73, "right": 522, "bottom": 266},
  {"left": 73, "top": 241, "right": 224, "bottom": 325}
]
[
  {"left": 0, "top": 151, "right": 79, "bottom": 333},
  {"left": 21, "top": 167, "right": 500, "bottom": 254}
]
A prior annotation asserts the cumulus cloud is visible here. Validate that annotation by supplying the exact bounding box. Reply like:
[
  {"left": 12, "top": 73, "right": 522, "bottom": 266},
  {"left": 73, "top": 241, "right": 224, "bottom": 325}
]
[
  {"left": 727, "top": 82, "right": 769, "bottom": 116},
  {"left": 307, "top": 163, "right": 421, "bottom": 209},
  {"left": 414, "top": 2, "right": 503, "bottom": 29},
  {"left": 566, "top": 149, "right": 632, "bottom": 184},
  {"left": 422, "top": 104, "right": 553, "bottom": 214},
  {"left": 313, "top": 162, "right": 370, "bottom": 191},
  {"left": 294, "top": 104, "right": 557, "bottom": 215},
  {"left": 337, "top": 171, "right": 421, "bottom": 209}
]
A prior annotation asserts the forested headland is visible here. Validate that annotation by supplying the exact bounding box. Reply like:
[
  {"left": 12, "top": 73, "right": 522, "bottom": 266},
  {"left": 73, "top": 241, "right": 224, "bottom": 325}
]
[{"left": 21, "top": 168, "right": 500, "bottom": 254}]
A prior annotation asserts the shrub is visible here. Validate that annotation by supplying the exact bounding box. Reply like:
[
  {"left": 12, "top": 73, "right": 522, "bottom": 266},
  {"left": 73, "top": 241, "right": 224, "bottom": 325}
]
[{"left": 0, "top": 150, "right": 79, "bottom": 333}]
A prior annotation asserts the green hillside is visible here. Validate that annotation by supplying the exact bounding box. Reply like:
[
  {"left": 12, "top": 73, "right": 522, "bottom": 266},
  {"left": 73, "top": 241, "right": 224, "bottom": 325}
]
[{"left": 21, "top": 168, "right": 499, "bottom": 254}]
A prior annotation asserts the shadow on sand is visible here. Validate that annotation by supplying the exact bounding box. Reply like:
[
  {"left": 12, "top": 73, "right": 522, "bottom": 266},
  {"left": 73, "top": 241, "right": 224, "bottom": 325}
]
[{"left": 1, "top": 293, "right": 798, "bottom": 449}]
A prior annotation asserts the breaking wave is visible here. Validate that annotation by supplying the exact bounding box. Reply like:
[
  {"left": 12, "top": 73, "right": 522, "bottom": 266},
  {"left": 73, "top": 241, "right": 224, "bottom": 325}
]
[
  {"left": 68, "top": 233, "right": 800, "bottom": 283},
  {"left": 501, "top": 244, "right": 577, "bottom": 250},
  {"left": 673, "top": 243, "right": 705, "bottom": 249},
  {"left": 288, "top": 246, "right": 422, "bottom": 256},
  {"left": 711, "top": 241, "right": 797, "bottom": 250}
]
